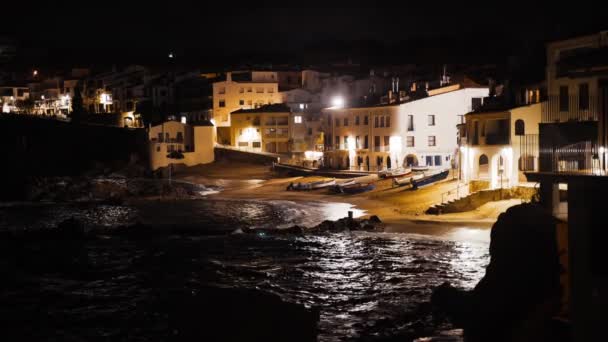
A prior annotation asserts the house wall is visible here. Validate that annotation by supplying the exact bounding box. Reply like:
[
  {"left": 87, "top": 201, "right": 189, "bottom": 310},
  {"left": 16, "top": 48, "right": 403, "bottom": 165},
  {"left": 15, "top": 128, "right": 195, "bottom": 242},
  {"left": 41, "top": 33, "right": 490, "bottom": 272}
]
[
  {"left": 230, "top": 112, "right": 291, "bottom": 153},
  {"left": 149, "top": 122, "right": 214, "bottom": 170},
  {"left": 212, "top": 78, "right": 279, "bottom": 127}
]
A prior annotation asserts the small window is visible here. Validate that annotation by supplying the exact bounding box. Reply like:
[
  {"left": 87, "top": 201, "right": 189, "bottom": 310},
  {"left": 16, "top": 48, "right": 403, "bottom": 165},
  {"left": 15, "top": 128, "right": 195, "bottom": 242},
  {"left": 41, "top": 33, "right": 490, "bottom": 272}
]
[
  {"left": 256, "top": 87, "right": 264, "bottom": 93},
  {"left": 239, "top": 99, "right": 244, "bottom": 105},
  {"left": 335, "top": 136, "right": 340, "bottom": 145},
  {"left": 380, "top": 116, "right": 385, "bottom": 127},
  {"left": 218, "top": 87, "right": 226, "bottom": 94},
  {"left": 407, "top": 136, "right": 415, "bottom": 147},
  {"left": 335, "top": 118, "right": 340, "bottom": 127},
  {"left": 515, "top": 119, "right": 525, "bottom": 135},
  {"left": 176, "top": 132, "right": 183, "bottom": 142},
  {"left": 238, "top": 142, "right": 249, "bottom": 147},
  {"left": 344, "top": 117, "right": 349, "bottom": 126},
  {"left": 267, "top": 87, "right": 274, "bottom": 93},
  {"left": 219, "top": 99, "right": 225, "bottom": 107},
  {"left": 428, "top": 136, "right": 436, "bottom": 146},
  {"left": 374, "top": 116, "right": 379, "bottom": 128},
  {"left": 407, "top": 115, "right": 414, "bottom": 131},
  {"left": 239, "top": 87, "right": 244, "bottom": 93},
  {"left": 364, "top": 115, "right": 369, "bottom": 125},
  {"left": 386, "top": 115, "right": 391, "bottom": 127},
  {"left": 247, "top": 100, "right": 252, "bottom": 105},
  {"left": 355, "top": 116, "right": 360, "bottom": 125},
  {"left": 472, "top": 98, "right": 482, "bottom": 111},
  {"left": 364, "top": 135, "right": 369, "bottom": 149},
  {"left": 294, "top": 115, "right": 302, "bottom": 124},
  {"left": 252, "top": 141, "right": 261, "bottom": 148},
  {"left": 428, "top": 115, "right": 435, "bottom": 126},
  {"left": 247, "top": 87, "right": 252, "bottom": 92},
  {"left": 307, "top": 128, "right": 313, "bottom": 135}
]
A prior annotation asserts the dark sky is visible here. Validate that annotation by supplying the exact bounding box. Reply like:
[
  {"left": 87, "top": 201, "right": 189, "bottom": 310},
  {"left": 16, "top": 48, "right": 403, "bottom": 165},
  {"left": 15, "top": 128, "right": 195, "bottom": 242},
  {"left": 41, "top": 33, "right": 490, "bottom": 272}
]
[{"left": 2, "top": 2, "right": 605, "bottom": 68}]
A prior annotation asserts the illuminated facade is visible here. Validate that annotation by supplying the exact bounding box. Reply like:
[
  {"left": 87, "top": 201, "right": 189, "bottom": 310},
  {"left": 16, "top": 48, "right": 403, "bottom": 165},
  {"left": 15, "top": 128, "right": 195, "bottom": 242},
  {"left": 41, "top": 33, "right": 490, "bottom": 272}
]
[
  {"left": 230, "top": 104, "right": 292, "bottom": 154},
  {"left": 322, "top": 85, "right": 489, "bottom": 171},
  {"left": 148, "top": 120, "right": 215, "bottom": 170},
  {"left": 459, "top": 102, "right": 542, "bottom": 189}
]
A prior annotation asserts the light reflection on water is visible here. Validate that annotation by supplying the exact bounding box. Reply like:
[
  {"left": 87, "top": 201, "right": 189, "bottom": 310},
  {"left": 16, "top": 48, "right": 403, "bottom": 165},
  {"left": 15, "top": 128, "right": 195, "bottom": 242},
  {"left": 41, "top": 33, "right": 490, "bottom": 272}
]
[{"left": 0, "top": 199, "right": 489, "bottom": 341}]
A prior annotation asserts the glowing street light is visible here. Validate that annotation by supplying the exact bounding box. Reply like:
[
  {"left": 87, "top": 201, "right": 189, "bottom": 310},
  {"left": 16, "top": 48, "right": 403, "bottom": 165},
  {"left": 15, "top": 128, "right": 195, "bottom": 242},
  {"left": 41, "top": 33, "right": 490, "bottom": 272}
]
[
  {"left": 33, "top": 70, "right": 38, "bottom": 77},
  {"left": 168, "top": 52, "right": 174, "bottom": 59},
  {"left": 331, "top": 96, "right": 344, "bottom": 108}
]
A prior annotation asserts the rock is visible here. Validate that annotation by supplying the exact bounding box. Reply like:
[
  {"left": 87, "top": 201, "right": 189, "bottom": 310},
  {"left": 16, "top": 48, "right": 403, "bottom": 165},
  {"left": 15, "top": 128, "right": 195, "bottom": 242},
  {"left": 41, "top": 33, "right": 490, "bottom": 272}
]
[
  {"left": 432, "top": 203, "right": 563, "bottom": 342},
  {"left": 168, "top": 286, "right": 319, "bottom": 342},
  {"left": 369, "top": 215, "right": 382, "bottom": 224},
  {"left": 362, "top": 224, "right": 376, "bottom": 231}
]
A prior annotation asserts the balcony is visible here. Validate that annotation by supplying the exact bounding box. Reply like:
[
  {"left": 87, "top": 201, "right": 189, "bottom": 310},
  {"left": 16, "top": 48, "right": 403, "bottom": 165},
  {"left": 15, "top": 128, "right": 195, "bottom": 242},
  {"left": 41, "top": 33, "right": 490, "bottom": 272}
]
[
  {"left": 485, "top": 133, "right": 510, "bottom": 145},
  {"left": 373, "top": 146, "right": 390, "bottom": 152},
  {"left": 542, "top": 95, "right": 599, "bottom": 123}
]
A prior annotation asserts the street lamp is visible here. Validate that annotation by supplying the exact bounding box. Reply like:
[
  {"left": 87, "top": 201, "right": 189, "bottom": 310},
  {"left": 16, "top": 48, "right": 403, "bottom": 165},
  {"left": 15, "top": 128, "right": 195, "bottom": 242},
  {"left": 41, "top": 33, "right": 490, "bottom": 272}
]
[{"left": 331, "top": 96, "right": 344, "bottom": 108}]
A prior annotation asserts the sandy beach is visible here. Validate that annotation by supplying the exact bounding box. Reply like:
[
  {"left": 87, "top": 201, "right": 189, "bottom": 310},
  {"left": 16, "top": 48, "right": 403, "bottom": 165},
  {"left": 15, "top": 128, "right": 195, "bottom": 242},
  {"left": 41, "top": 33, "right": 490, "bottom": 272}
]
[{"left": 177, "top": 161, "right": 520, "bottom": 237}]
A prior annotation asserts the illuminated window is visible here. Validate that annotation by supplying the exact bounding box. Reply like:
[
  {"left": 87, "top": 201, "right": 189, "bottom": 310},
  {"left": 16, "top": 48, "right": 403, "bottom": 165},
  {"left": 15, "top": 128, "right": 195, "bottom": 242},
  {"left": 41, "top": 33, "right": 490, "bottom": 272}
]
[
  {"left": 428, "top": 136, "right": 436, "bottom": 146},
  {"left": 294, "top": 115, "right": 302, "bottom": 124},
  {"left": 428, "top": 115, "right": 435, "bottom": 126}
]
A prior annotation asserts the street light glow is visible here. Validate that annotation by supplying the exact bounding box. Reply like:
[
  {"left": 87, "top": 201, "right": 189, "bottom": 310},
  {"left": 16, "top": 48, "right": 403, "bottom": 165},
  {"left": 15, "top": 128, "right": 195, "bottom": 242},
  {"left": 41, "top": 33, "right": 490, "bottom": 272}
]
[{"left": 331, "top": 96, "right": 344, "bottom": 108}]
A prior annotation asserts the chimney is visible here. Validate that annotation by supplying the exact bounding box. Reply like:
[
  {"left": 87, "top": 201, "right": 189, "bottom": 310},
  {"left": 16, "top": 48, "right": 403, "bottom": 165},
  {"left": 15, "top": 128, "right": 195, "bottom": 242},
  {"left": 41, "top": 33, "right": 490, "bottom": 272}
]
[{"left": 226, "top": 72, "right": 232, "bottom": 82}]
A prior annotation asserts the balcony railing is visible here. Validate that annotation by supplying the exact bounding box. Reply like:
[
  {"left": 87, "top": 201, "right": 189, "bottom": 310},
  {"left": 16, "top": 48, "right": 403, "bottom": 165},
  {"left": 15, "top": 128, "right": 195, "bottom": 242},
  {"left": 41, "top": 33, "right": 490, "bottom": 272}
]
[
  {"left": 539, "top": 140, "right": 604, "bottom": 175},
  {"left": 542, "top": 95, "right": 599, "bottom": 123},
  {"left": 373, "top": 145, "right": 390, "bottom": 152},
  {"left": 485, "top": 133, "right": 510, "bottom": 145}
]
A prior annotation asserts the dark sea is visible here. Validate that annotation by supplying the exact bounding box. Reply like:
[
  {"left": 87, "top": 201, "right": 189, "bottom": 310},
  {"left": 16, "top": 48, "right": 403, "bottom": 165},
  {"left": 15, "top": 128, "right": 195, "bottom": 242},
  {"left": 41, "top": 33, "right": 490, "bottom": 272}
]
[{"left": 0, "top": 198, "right": 489, "bottom": 341}]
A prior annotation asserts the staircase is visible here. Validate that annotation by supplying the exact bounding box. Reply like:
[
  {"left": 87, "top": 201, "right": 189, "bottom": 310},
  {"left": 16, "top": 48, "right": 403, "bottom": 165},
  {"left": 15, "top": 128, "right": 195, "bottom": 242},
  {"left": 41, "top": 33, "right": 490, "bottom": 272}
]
[{"left": 426, "top": 186, "right": 536, "bottom": 215}]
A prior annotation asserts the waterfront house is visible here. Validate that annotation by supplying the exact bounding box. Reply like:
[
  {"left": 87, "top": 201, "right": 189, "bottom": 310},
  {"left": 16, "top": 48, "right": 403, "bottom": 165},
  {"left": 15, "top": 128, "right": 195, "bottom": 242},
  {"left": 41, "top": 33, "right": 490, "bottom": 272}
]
[
  {"left": 148, "top": 120, "right": 215, "bottom": 170},
  {"left": 322, "top": 83, "right": 489, "bottom": 171}
]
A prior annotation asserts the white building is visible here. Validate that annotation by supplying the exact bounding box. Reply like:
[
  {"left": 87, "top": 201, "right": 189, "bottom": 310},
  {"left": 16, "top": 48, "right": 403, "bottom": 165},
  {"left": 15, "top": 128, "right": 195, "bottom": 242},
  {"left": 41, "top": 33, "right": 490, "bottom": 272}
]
[
  {"left": 459, "top": 102, "right": 542, "bottom": 189},
  {"left": 148, "top": 120, "right": 215, "bottom": 171},
  {"left": 322, "top": 84, "right": 489, "bottom": 171}
]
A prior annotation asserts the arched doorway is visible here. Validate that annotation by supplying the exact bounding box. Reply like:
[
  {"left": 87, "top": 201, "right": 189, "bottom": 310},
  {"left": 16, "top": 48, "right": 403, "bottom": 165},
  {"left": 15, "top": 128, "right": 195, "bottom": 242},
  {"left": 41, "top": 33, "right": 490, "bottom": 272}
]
[
  {"left": 377, "top": 156, "right": 383, "bottom": 170},
  {"left": 405, "top": 154, "right": 418, "bottom": 167},
  {"left": 478, "top": 154, "right": 489, "bottom": 179},
  {"left": 387, "top": 156, "right": 392, "bottom": 169}
]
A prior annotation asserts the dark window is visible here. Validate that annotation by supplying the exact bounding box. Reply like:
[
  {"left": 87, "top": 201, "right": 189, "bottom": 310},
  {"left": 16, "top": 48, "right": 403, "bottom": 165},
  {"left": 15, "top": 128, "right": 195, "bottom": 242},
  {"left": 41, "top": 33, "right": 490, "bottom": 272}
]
[
  {"left": 428, "top": 136, "right": 436, "bottom": 146},
  {"left": 252, "top": 141, "right": 261, "bottom": 148},
  {"left": 479, "top": 154, "right": 489, "bottom": 165},
  {"left": 308, "top": 128, "right": 313, "bottom": 135},
  {"left": 157, "top": 133, "right": 163, "bottom": 142},
  {"left": 239, "top": 99, "right": 244, "bottom": 105},
  {"left": 380, "top": 116, "right": 385, "bottom": 127},
  {"left": 407, "top": 136, "right": 414, "bottom": 147},
  {"left": 374, "top": 116, "right": 379, "bottom": 127},
  {"left": 428, "top": 115, "right": 435, "bottom": 126},
  {"left": 515, "top": 119, "right": 525, "bottom": 135},
  {"left": 335, "top": 135, "right": 340, "bottom": 145},
  {"left": 386, "top": 115, "right": 391, "bottom": 127},
  {"left": 374, "top": 136, "right": 380, "bottom": 148},
  {"left": 364, "top": 135, "right": 369, "bottom": 149},
  {"left": 335, "top": 118, "right": 340, "bottom": 127},
  {"left": 426, "top": 156, "right": 432, "bottom": 165},
  {"left": 559, "top": 86, "right": 569, "bottom": 111},
  {"left": 364, "top": 115, "right": 369, "bottom": 125},
  {"left": 579, "top": 83, "right": 589, "bottom": 110},
  {"left": 472, "top": 97, "right": 482, "bottom": 111},
  {"left": 384, "top": 136, "right": 390, "bottom": 147},
  {"left": 344, "top": 117, "right": 349, "bottom": 126},
  {"left": 434, "top": 155, "right": 442, "bottom": 166},
  {"left": 407, "top": 115, "right": 414, "bottom": 131},
  {"left": 219, "top": 99, "right": 225, "bottom": 107},
  {"left": 176, "top": 132, "right": 183, "bottom": 142},
  {"left": 355, "top": 116, "right": 360, "bottom": 125}
]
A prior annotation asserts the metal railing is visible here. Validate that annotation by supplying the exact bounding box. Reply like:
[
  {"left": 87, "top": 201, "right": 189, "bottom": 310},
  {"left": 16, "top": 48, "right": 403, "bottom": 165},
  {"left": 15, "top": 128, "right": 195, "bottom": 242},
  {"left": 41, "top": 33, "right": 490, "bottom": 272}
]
[
  {"left": 539, "top": 140, "right": 605, "bottom": 174},
  {"left": 542, "top": 95, "right": 599, "bottom": 123},
  {"left": 441, "top": 182, "right": 470, "bottom": 204}
]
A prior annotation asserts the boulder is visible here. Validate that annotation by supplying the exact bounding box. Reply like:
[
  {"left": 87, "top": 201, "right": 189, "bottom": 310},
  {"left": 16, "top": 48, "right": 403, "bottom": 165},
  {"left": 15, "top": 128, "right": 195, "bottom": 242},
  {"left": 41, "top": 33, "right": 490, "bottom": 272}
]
[
  {"left": 432, "top": 203, "right": 563, "bottom": 342},
  {"left": 369, "top": 215, "right": 382, "bottom": 224}
]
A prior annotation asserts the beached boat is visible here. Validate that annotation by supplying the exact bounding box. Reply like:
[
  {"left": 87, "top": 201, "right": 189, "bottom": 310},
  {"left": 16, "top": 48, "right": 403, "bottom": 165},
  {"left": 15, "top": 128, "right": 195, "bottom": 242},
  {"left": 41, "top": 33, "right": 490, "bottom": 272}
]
[
  {"left": 411, "top": 165, "right": 430, "bottom": 172},
  {"left": 287, "top": 179, "right": 336, "bottom": 191},
  {"left": 392, "top": 173, "right": 424, "bottom": 187},
  {"left": 333, "top": 182, "right": 376, "bottom": 194},
  {"left": 411, "top": 169, "right": 449, "bottom": 190},
  {"left": 337, "top": 179, "right": 356, "bottom": 187},
  {"left": 378, "top": 168, "right": 412, "bottom": 179}
]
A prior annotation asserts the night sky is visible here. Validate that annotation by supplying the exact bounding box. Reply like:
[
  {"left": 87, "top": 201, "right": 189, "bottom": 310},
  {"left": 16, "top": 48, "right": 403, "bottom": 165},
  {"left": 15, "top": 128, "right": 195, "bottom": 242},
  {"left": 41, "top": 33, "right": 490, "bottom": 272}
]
[{"left": 2, "top": 2, "right": 606, "bottom": 68}]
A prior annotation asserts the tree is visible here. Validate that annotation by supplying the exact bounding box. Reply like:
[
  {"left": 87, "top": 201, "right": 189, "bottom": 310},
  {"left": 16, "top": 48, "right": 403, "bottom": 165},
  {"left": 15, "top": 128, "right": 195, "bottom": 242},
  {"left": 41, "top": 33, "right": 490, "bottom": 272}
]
[
  {"left": 16, "top": 97, "right": 35, "bottom": 114},
  {"left": 70, "top": 83, "right": 84, "bottom": 123}
]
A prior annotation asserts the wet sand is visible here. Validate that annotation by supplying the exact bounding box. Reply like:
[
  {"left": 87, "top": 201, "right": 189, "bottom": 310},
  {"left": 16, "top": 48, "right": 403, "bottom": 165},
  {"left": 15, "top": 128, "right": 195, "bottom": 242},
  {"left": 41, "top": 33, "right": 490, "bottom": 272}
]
[{"left": 177, "top": 161, "right": 521, "bottom": 238}]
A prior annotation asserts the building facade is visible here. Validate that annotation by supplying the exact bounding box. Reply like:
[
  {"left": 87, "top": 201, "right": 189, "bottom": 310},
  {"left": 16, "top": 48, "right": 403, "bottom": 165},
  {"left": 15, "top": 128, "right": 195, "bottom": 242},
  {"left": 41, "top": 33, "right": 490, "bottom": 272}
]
[
  {"left": 459, "top": 102, "right": 542, "bottom": 188},
  {"left": 230, "top": 104, "right": 291, "bottom": 154},
  {"left": 148, "top": 120, "right": 215, "bottom": 170},
  {"left": 323, "top": 85, "right": 489, "bottom": 171}
]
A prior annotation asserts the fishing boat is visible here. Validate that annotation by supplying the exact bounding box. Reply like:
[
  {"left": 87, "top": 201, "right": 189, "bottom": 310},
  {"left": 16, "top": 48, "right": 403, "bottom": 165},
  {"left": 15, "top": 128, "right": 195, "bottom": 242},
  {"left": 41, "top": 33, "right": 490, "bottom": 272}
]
[
  {"left": 411, "top": 165, "right": 430, "bottom": 172},
  {"left": 337, "top": 179, "right": 356, "bottom": 187},
  {"left": 392, "top": 173, "right": 424, "bottom": 187},
  {"left": 287, "top": 178, "right": 336, "bottom": 191},
  {"left": 378, "top": 168, "right": 412, "bottom": 179},
  {"left": 334, "top": 182, "right": 376, "bottom": 194},
  {"left": 411, "top": 169, "right": 449, "bottom": 190}
]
